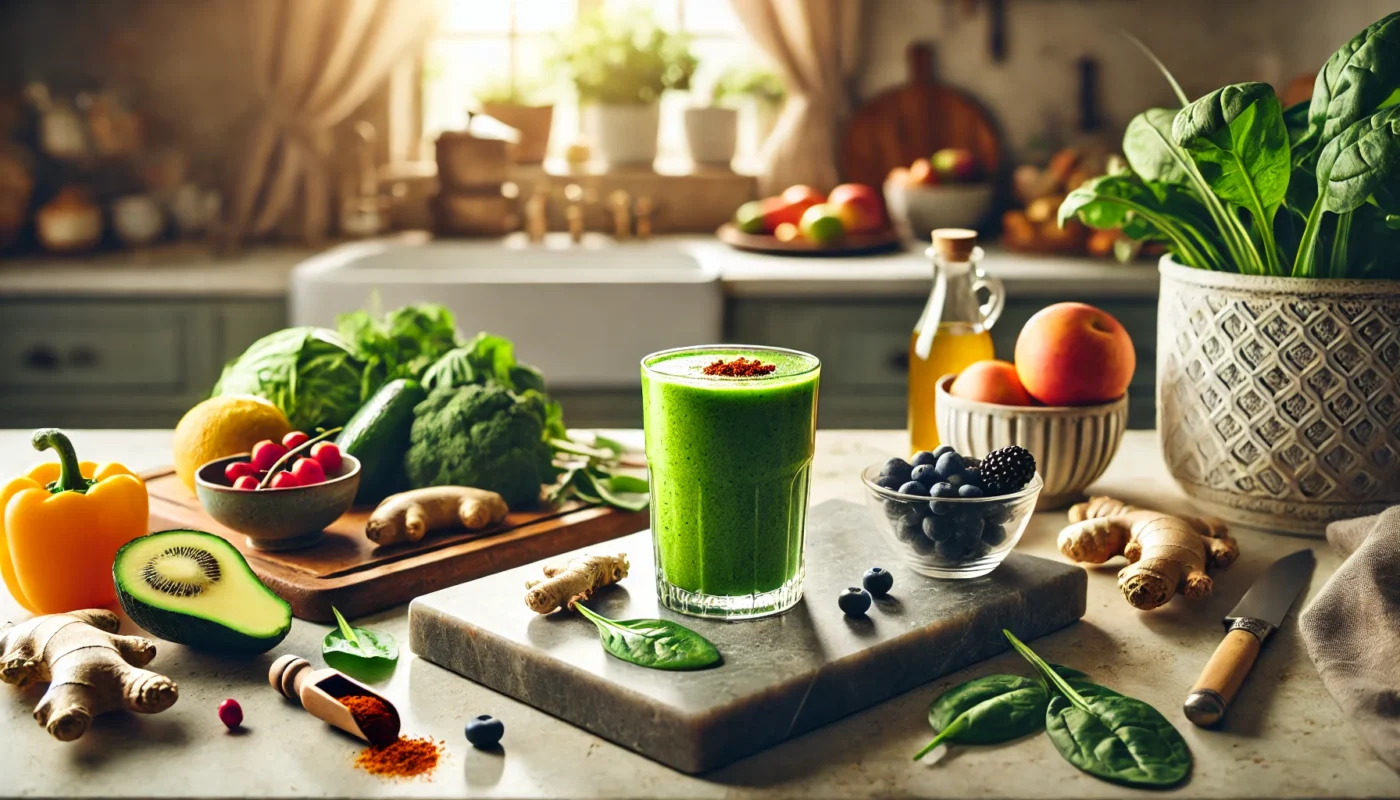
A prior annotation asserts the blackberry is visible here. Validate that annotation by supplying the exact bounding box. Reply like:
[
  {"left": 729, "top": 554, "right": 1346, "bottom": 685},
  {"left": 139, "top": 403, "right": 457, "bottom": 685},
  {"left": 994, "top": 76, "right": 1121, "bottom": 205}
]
[{"left": 979, "top": 446, "right": 1036, "bottom": 495}]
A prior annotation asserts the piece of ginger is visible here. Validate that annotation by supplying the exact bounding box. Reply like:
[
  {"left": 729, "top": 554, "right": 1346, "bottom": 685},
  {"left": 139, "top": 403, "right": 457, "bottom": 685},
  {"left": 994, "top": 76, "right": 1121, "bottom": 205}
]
[
  {"left": 524, "top": 554, "right": 630, "bottom": 614},
  {"left": 0, "top": 609, "right": 179, "bottom": 741},
  {"left": 366, "top": 486, "right": 509, "bottom": 545},
  {"left": 1057, "top": 496, "right": 1239, "bottom": 610}
]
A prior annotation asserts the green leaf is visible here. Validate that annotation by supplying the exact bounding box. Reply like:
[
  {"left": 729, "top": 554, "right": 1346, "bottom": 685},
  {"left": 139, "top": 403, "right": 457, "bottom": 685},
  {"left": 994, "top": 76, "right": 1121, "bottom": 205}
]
[
  {"left": 912, "top": 665, "right": 1091, "bottom": 761},
  {"left": 1316, "top": 106, "right": 1400, "bottom": 213},
  {"left": 1123, "top": 108, "right": 1189, "bottom": 185},
  {"left": 591, "top": 435, "right": 627, "bottom": 457},
  {"left": 1004, "top": 631, "right": 1191, "bottom": 789},
  {"left": 1059, "top": 174, "right": 1224, "bottom": 270},
  {"left": 324, "top": 607, "right": 399, "bottom": 681},
  {"left": 1307, "top": 12, "right": 1400, "bottom": 150},
  {"left": 575, "top": 603, "right": 720, "bottom": 671},
  {"left": 579, "top": 470, "right": 649, "bottom": 512}
]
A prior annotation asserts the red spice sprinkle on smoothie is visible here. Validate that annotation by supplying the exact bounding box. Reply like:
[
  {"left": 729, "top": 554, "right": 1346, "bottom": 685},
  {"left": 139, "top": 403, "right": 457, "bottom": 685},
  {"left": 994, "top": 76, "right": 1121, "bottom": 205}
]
[{"left": 702, "top": 357, "right": 777, "bottom": 377}]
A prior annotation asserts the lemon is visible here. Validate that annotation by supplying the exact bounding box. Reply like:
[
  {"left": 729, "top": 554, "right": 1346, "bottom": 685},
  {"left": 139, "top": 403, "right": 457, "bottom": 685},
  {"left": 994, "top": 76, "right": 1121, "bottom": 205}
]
[{"left": 173, "top": 396, "right": 292, "bottom": 493}]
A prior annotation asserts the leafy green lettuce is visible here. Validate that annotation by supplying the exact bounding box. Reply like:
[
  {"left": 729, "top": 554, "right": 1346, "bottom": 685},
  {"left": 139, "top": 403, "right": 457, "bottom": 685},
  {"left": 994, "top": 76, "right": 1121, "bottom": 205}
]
[
  {"left": 211, "top": 327, "right": 367, "bottom": 431},
  {"left": 336, "top": 303, "right": 460, "bottom": 396}
]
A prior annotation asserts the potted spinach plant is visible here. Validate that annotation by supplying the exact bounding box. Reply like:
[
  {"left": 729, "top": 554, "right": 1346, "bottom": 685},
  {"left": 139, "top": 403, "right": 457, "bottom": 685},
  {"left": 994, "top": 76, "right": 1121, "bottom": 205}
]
[
  {"left": 1061, "top": 13, "right": 1400, "bottom": 535},
  {"left": 476, "top": 78, "right": 554, "bottom": 164},
  {"left": 553, "top": 12, "right": 696, "bottom": 166}
]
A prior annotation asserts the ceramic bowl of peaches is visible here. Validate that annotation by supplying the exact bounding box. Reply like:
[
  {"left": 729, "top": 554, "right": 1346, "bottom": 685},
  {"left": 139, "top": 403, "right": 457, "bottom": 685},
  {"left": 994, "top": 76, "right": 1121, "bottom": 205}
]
[{"left": 935, "top": 302, "right": 1132, "bottom": 510}]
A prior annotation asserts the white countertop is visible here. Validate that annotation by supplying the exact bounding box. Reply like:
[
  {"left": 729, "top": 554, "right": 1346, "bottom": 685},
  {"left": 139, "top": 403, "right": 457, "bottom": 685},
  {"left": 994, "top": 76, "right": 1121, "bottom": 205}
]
[
  {"left": 0, "top": 243, "right": 315, "bottom": 299},
  {"left": 0, "top": 428, "right": 1392, "bottom": 799}
]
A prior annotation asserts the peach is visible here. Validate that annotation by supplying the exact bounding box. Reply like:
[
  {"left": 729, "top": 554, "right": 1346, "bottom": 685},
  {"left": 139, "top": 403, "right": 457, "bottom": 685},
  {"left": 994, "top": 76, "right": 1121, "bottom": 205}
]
[
  {"left": 949, "top": 360, "right": 1034, "bottom": 405},
  {"left": 1014, "top": 302, "right": 1135, "bottom": 406},
  {"left": 827, "top": 183, "right": 886, "bottom": 233}
]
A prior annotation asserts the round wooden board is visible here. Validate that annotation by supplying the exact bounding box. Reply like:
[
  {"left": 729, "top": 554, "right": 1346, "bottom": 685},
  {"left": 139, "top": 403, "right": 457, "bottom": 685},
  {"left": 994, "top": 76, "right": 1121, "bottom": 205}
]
[{"left": 716, "top": 223, "right": 904, "bottom": 257}]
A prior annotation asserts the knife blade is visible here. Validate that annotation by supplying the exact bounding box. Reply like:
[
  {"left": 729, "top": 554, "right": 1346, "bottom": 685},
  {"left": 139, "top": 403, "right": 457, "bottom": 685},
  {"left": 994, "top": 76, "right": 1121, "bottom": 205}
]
[{"left": 1183, "top": 548, "right": 1314, "bottom": 728}]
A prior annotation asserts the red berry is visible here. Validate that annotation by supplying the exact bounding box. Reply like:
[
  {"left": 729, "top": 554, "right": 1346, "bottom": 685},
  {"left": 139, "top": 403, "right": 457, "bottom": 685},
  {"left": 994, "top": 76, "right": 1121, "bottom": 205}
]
[
  {"left": 218, "top": 698, "right": 243, "bottom": 729},
  {"left": 251, "top": 440, "right": 288, "bottom": 471},
  {"left": 224, "top": 461, "right": 257, "bottom": 483},
  {"left": 290, "top": 457, "right": 326, "bottom": 486},
  {"left": 311, "top": 442, "right": 342, "bottom": 474},
  {"left": 269, "top": 471, "right": 302, "bottom": 489},
  {"left": 232, "top": 475, "right": 260, "bottom": 491},
  {"left": 282, "top": 431, "right": 310, "bottom": 450}
]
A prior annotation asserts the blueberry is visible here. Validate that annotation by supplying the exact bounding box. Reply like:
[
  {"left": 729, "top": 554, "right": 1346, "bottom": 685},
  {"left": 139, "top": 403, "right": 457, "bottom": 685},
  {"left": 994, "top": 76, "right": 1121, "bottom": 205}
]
[
  {"left": 875, "top": 472, "right": 905, "bottom": 491},
  {"left": 897, "top": 513, "right": 924, "bottom": 543},
  {"left": 936, "top": 537, "right": 972, "bottom": 561},
  {"left": 465, "top": 714, "right": 505, "bottom": 749},
  {"left": 910, "top": 464, "right": 938, "bottom": 487},
  {"left": 983, "top": 502, "right": 1012, "bottom": 525},
  {"left": 898, "top": 481, "right": 930, "bottom": 497},
  {"left": 934, "top": 451, "right": 967, "bottom": 480},
  {"left": 908, "top": 529, "right": 936, "bottom": 554},
  {"left": 932, "top": 445, "right": 956, "bottom": 460},
  {"left": 957, "top": 484, "right": 985, "bottom": 498},
  {"left": 953, "top": 511, "right": 985, "bottom": 542},
  {"left": 838, "top": 587, "right": 872, "bottom": 616},
  {"left": 983, "top": 524, "right": 1008, "bottom": 546},
  {"left": 961, "top": 468, "right": 982, "bottom": 488},
  {"left": 930, "top": 500, "right": 953, "bottom": 516},
  {"left": 930, "top": 482, "right": 957, "bottom": 498},
  {"left": 863, "top": 567, "right": 894, "bottom": 597},
  {"left": 922, "top": 514, "right": 954, "bottom": 542},
  {"left": 880, "top": 457, "right": 913, "bottom": 483},
  {"left": 910, "top": 450, "right": 938, "bottom": 467}
]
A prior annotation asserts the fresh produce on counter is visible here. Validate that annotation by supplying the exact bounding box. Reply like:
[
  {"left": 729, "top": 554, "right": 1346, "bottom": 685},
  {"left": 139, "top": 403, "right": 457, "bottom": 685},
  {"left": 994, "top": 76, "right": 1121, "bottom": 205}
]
[
  {"left": 524, "top": 553, "right": 631, "bottom": 614},
  {"left": 366, "top": 487, "right": 509, "bottom": 546},
  {"left": 336, "top": 378, "right": 427, "bottom": 504},
  {"left": 1, "top": 429, "right": 148, "bottom": 613},
  {"left": 732, "top": 182, "right": 890, "bottom": 243},
  {"left": 218, "top": 698, "right": 243, "bottom": 730},
  {"left": 323, "top": 607, "right": 398, "bottom": 681},
  {"left": 888, "top": 147, "right": 985, "bottom": 187},
  {"left": 862, "top": 566, "right": 894, "bottom": 597},
  {"left": 173, "top": 396, "right": 292, "bottom": 493},
  {"left": 212, "top": 327, "right": 368, "bottom": 432},
  {"left": 0, "top": 609, "right": 178, "bottom": 741},
  {"left": 948, "top": 360, "right": 1032, "bottom": 406},
  {"left": 335, "top": 303, "right": 459, "bottom": 387},
  {"left": 1058, "top": 496, "right": 1239, "bottom": 610},
  {"left": 113, "top": 529, "right": 293, "bottom": 654},
  {"left": 465, "top": 715, "right": 505, "bottom": 750},
  {"left": 838, "top": 587, "right": 872, "bottom": 617},
  {"left": 914, "top": 664, "right": 1090, "bottom": 761},
  {"left": 223, "top": 428, "right": 347, "bottom": 491},
  {"left": 1005, "top": 146, "right": 1120, "bottom": 256}
]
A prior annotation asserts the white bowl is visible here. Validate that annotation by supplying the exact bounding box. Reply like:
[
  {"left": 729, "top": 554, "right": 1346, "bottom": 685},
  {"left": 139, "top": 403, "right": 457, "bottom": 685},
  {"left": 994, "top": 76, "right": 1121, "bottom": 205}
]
[
  {"left": 883, "top": 181, "right": 995, "bottom": 243},
  {"left": 934, "top": 374, "right": 1127, "bottom": 510}
]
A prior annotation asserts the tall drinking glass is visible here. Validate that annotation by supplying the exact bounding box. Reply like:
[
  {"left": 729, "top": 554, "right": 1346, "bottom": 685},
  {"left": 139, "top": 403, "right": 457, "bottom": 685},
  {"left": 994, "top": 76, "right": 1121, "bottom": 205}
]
[{"left": 641, "top": 345, "right": 820, "bottom": 619}]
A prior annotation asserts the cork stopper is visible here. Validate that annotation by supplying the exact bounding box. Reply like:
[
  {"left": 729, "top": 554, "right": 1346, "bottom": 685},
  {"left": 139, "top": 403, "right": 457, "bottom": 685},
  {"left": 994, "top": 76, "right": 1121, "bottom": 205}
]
[{"left": 932, "top": 228, "right": 978, "bottom": 262}]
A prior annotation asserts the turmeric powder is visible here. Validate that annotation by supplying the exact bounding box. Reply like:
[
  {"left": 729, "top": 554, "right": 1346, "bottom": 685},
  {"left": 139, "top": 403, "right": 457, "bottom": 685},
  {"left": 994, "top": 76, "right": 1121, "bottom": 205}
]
[{"left": 524, "top": 553, "right": 629, "bottom": 613}]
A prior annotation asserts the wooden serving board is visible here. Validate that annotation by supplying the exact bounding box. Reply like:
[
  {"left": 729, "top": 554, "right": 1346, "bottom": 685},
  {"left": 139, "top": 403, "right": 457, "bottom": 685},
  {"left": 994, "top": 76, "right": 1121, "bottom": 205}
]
[
  {"left": 715, "top": 223, "right": 903, "bottom": 257},
  {"left": 143, "top": 468, "right": 648, "bottom": 623}
]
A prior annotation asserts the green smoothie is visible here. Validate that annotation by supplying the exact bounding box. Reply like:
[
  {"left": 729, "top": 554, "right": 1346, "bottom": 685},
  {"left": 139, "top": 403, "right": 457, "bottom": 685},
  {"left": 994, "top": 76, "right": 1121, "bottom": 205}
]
[{"left": 641, "top": 346, "right": 820, "bottom": 618}]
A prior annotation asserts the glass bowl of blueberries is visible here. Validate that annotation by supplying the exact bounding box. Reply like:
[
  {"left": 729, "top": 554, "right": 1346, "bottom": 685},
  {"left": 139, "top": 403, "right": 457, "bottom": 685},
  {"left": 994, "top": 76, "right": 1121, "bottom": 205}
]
[{"left": 862, "top": 444, "right": 1041, "bottom": 579}]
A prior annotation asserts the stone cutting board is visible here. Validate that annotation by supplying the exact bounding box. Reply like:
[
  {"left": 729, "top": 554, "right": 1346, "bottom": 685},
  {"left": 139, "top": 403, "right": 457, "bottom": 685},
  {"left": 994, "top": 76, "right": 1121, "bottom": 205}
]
[{"left": 409, "top": 499, "right": 1086, "bottom": 773}]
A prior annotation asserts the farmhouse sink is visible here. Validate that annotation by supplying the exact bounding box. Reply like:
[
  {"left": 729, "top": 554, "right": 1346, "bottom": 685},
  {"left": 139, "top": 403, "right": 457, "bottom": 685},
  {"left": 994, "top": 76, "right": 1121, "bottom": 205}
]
[{"left": 289, "top": 233, "right": 722, "bottom": 387}]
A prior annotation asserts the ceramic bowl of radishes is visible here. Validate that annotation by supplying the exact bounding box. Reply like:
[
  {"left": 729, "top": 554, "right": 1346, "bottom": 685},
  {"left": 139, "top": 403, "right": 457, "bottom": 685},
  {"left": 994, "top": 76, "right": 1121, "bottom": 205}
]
[{"left": 194, "top": 430, "right": 360, "bottom": 551}]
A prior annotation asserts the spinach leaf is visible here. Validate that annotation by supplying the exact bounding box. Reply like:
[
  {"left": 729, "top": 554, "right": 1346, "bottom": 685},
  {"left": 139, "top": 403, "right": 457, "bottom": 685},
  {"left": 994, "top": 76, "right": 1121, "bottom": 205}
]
[
  {"left": 1307, "top": 12, "right": 1400, "bottom": 151},
  {"left": 1123, "top": 108, "right": 1190, "bottom": 186},
  {"left": 1317, "top": 106, "right": 1400, "bottom": 213},
  {"left": 323, "top": 607, "right": 399, "bottom": 681},
  {"left": 575, "top": 603, "right": 720, "bottom": 671},
  {"left": 337, "top": 303, "right": 460, "bottom": 390},
  {"left": 912, "top": 665, "right": 1091, "bottom": 761},
  {"left": 1060, "top": 174, "right": 1224, "bottom": 270},
  {"left": 576, "top": 469, "right": 649, "bottom": 512},
  {"left": 1004, "top": 631, "right": 1191, "bottom": 789},
  {"left": 1173, "top": 83, "right": 1291, "bottom": 274}
]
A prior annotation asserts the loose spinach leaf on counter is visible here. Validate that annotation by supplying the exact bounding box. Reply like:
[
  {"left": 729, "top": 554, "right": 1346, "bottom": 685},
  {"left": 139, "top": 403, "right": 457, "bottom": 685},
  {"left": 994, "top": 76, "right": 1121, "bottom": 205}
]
[
  {"left": 1004, "top": 631, "right": 1191, "bottom": 789},
  {"left": 912, "top": 666, "right": 1090, "bottom": 761},
  {"left": 575, "top": 603, "right": 720, "bottom": 671},
  {"left": 323, "top": 607, "right": 399, "bottom": 681}
]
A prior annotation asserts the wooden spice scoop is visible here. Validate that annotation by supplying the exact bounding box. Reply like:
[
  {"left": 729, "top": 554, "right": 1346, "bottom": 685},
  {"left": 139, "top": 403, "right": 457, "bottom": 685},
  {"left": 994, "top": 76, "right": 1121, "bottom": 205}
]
[{"left": 269, "top": 655, "right": 400, "bottom": 745}]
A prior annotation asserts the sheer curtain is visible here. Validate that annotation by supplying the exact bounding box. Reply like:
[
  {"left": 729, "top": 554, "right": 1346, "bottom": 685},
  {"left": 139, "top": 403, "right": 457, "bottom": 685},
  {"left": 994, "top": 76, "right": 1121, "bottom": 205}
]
[
  {"left": 728, "top": 0, "right": 865, "bottom": 194},
  {"left": 228, "top": 0, "right": 442, "bottom": 244}
]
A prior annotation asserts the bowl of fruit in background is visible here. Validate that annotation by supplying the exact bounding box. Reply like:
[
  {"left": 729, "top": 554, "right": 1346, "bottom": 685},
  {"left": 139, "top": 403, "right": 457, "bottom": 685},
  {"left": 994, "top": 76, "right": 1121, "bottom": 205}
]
[
  {"left": 195, "top": 430, "right": 360, "bottom": 551},
  {"left": 718, "top": 183, "right": 902, "bottom": 256},
  {"left": 935, "top": 302, "right": 1133, "bottom": 510},
  {"left": 863, "top": 445, "right": 1042, "bottom": 579},
  {"left": 883, "top": 148, "right": 996, "bottom": 243}
]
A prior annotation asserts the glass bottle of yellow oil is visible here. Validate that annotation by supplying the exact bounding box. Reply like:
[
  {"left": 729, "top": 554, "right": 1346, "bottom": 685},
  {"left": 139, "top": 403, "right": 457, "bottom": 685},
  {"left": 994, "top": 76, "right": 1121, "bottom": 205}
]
[{"left": 908, "top": 229, "right": 1004, "bottom": 452}]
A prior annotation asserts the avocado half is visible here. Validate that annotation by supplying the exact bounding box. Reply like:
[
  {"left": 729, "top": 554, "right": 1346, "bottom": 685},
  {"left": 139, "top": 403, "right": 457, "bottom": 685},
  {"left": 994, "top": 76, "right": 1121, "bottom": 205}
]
[{"left": 114, "top": 530, "right": 292, "bottom": 654}]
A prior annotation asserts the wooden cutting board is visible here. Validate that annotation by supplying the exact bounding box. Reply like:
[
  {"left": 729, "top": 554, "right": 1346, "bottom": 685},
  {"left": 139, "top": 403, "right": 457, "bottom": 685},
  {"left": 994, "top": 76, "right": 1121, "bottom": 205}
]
[
  {"left": 144, "top": 468, "right": 648, "bottom": 623},
  {"left": 841, "top": 42, "right": 1002, "bottom": 188},
  {"left": 410, "top": 499, "right": 1086, "bottom": 774}
]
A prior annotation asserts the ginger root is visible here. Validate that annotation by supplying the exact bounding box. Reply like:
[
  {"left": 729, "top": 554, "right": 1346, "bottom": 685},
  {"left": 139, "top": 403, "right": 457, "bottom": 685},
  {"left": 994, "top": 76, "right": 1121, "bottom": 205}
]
[
  {"left": 366, "top": 486, "right": 509, "bottom": 545},
  {"left": 0, "top": 609, "right": 178, "bottom": 741},
  {"left": 1058, "top": 496, "right": 1239, "bottom": 610},
  {"left": 525, "top": 554, "right": 630, "bottom": 614}
]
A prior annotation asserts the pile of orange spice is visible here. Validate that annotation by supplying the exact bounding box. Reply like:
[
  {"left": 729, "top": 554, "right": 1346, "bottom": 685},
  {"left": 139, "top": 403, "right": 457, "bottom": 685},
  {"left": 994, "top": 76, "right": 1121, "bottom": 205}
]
[
  {"left": 702, "top": 357, "right": 777, "bottom": 377},
  {"left": 340, "top": 694, "right": 443, "bottom": 779}
]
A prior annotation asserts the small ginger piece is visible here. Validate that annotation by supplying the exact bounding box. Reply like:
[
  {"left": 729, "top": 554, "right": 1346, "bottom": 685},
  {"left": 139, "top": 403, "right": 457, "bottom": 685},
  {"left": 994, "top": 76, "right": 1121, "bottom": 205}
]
[
  {"left": 0, "top": 609, "right": 178, "bottom": 741},
  {"left": 525, "top": 554, "right": 630, "bottom": 614},
  {"left": 1058, "top": 496, "right": 1238, "bottom": 610},
  {"left": 366, "top": 486, "right": 509, "bottom": 545}
]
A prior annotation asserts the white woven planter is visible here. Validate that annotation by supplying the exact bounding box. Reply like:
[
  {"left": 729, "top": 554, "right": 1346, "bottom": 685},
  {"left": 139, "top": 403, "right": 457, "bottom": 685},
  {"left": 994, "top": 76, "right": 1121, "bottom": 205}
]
[{"left": 1158, "top": 256, "right": 1400, "bottom": 535}]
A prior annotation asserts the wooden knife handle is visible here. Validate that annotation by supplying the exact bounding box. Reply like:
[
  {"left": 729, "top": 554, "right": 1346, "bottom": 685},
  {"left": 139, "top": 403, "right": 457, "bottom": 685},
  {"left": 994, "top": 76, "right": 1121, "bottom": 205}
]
[{"left": 1184, "top": 626, "right": 1263, "bottom": 727}]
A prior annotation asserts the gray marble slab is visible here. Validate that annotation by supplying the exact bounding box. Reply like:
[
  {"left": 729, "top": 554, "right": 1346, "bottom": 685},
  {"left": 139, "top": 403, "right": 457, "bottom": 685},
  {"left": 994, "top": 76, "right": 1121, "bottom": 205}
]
[{"left": 409, "top": 499, "right": 1086, "bottom": 774}]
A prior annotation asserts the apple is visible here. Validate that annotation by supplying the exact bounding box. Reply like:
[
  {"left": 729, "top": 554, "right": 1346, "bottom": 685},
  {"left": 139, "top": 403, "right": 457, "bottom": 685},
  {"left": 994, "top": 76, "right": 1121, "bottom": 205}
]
[
  {"left": 1014, "top": 302, "right": 1135, "bottom": 406},
  {"left": 949, "top": 360, "right": 1034, "bottom": 405},
  {"left": 735, "top": 199, "right": 780, "bottom": 235},
  {"left": 798, "top": 203, "right": 845, "bottom": 244},
  {"left": 908, "top": 158, "right": 939, "bottom": 186},
  {"left": 770, "top": 185, "right": 824, "bottom": 228},
  {"left": 932, "top": 148, "right": 979, "bottom": 183},
  {"left": 827, "top": 183, "right": 885, "bottom": 234}
]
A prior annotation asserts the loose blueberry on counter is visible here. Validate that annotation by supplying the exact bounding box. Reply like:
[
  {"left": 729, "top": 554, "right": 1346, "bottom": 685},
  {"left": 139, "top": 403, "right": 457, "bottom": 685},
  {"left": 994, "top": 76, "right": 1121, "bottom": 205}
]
[
  {"left": 838, "top": 587, "right": 873, "bottom": 617},
  {"left": 466, "top": 714, "right": 505, "bottom": 749},
  {"left": 863, "top": 567, "right": 894, "bottom": 597},
  {"left": 898, "top": 481, "right": 931, "bottom": 497},
  {"left": 910, "top": 464, "right": 938, "bottom": 487},
  {"left": 934, "top": 451, "right": 967, "bottom": 480},
  {"left": 957, "top": 484, "right": 985, "bottom": 498}
]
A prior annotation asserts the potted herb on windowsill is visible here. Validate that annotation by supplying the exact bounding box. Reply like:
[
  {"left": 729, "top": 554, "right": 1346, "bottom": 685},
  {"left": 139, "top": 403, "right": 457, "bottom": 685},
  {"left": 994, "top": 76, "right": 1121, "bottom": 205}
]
[
  {"left": 714, "top": 64, "right": 787, "bottom": 154},
  {"left": 682, "top": 81, "right": 739, "bottom": 168},
  {"left": 476, "top": 79, "right": 554, "bottom": 164},
  {"left": 1061, "top": 13, "right": 1400, "bottom": 535},
  {"left": 552, "top": 13, "right": 696, "bottom": 167}
]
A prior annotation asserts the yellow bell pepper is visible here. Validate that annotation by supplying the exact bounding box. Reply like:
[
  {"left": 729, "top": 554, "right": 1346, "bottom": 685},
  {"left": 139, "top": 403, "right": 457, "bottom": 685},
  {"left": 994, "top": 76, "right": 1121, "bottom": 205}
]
[{"left": 0, "top": 429, "right": 148, "bottom": 613}]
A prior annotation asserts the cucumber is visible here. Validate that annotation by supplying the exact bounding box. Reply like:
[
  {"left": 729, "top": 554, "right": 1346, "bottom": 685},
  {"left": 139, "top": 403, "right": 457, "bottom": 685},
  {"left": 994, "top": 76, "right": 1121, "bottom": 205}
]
[{"left": 337, "top": 378, "right": 427, "bottom": 504}]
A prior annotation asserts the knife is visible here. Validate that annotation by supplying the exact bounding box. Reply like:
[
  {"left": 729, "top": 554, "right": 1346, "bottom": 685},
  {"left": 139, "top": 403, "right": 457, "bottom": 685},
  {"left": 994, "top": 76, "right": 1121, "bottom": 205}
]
[{"left": 1183, "top": 548, "right": 1315, "bottom": 728}]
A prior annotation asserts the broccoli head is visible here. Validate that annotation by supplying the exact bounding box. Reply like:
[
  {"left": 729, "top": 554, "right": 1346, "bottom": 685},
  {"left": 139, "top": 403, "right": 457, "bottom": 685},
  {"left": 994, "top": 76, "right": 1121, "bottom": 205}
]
[{"left": 403, "top": 384, "right": 557, "bottom": 508}]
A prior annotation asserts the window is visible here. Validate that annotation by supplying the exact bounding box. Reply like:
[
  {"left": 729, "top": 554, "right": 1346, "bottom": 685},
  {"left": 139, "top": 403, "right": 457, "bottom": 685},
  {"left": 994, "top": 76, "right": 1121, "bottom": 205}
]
[{"left": 423, "top": 0, "right": 768, "bottom": 167}]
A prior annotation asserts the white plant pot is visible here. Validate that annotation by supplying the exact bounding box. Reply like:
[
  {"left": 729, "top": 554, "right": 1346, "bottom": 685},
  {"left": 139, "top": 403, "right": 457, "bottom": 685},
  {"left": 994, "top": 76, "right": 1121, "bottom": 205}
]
[
  {"left": 683, "top": 107, "right": 737, "bottom": 166},
  {"left": 583, "top": 103, "right": 659, "bottom": 166},
  {"left": 1157, "top": 255, "right": 1400, "bottom": 535}
]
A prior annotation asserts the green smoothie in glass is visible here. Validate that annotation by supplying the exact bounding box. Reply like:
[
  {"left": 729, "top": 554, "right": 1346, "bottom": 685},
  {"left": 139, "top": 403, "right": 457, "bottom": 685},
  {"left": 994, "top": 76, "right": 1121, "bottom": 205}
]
[{"left": 641, "top": 345, "right": 820, "bottom": 619}]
